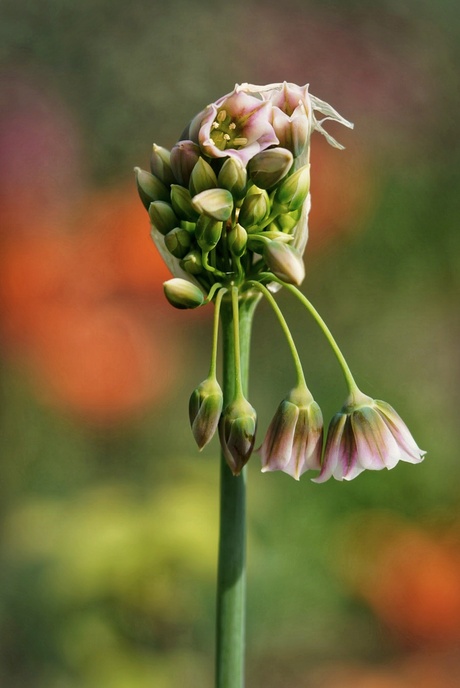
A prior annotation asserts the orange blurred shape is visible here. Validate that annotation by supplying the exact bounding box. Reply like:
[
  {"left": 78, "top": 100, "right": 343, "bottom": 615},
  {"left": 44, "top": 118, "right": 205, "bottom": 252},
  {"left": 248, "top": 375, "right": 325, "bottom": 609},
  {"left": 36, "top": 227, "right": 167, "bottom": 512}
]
[
  {"left": 364, "top": 528, "right": 460, "bottom": 647},
  {"left": 340, "top": 514, "right": 460, "bottom": 649},
  {"left": 308, "top": 138, "right": 376, "bottom": 250},
  {"left": 27, "top": 300, "right": 176, "bottom": 425},
  {"left": 76, "top": 186, "right": 173, "bottom": 298}
]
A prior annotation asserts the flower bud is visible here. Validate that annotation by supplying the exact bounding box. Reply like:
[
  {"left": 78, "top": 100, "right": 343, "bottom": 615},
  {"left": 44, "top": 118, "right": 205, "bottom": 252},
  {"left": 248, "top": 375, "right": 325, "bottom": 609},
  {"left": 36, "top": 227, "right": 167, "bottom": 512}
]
[
  {"left": 227, "top": 223, "right": 247, "bottom": 257},
  {"left": 195, "top": 215, "right": 223, "bottom": 251},
  {"left": 247, "top": 230, "right": 292, "bottom": 251},
  {"left": 189, "top": 377, "right": 224, "bottom": 449},
  {"left": 148, "top": 200, "right": 179, "bottom": 235},
  {"left": 219, "top": 397, "right": 257, "bottom": 475},
  {"left": 261, "top": 385, "right": 323, "bottom": 480},
  {"left": 170, "top": 184, "right": 200, "bottom": 221},
  {"left": 238, "top": 191, "right": 270, "bottom": 231},
  {"left": 192, "top": 188, "right": 233, "bottom": 222},
  {"left": 263, "top": 241, "right": 305, "bottom": 285},
  {"left": 134, "top": 167, "right": 170, "bottom": 209},
  {"left": 170, "top": 140, "right": 200, "bottom": 186},
  {"left": 274, "top": 164, "right": 310, "bottom": 211},
  {"left": 164, "top": 226, "right": 193, "bottom": 258},
  {"left": 180, "top": 249, "right": 203, "bottom": 275},
  {"left": 217, "top": 157, "right": 247, "bottom": 199},
  {"left": 150, "top": 144, "right": 175, "bottom": 185},
  {"left": 189, "top": 157, "right": 218, "bottom": 196},
  {"left": 275, "top": 207, "right": 301, "bottom": 233},
  {"left": 247, "top": 147, "right": 293, "bottom": 189},
  {"left": 163, "top": 278, "right": 204, "bottom": 309}
]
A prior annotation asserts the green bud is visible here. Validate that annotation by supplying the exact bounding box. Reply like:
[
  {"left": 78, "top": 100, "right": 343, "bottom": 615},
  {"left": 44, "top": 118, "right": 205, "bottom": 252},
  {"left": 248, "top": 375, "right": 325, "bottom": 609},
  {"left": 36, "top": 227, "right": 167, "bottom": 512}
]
[
  {"left": 189, "top": 377, "right": 224, "bottom": 450},
  {"left": 170, "top": 184, "right": 200, "bottom": 221},
  {"left": 238, "top": 191, "right": 270, "bottom": 231},
  {"left": 150, "top": 144, "right": 175, "bottom": 186},
  {"left": 189, "top": 157, "right": 218, "bottom": 196},
  {"left": 275, "top": 207, "right": 302, "bottom": 233},
  {"left": 163, "top": 278, "right": 204, "bottom": 309},
  {"left": 227, "top": 223, "right": 247, "bottom": 257},
  {"left": 192, "top": 188, "right": 233, "bottom": 222},
  {"left": 263, "top": 241, "right": 305, "bottom": 286},
  {"left": 164, "top": 226, "right": 193, "bottom": 258},
  {"left": 217, "top": 157, "right": 247, "bottom": 199},
  {"left": 274, "top": 164, "right": 310, "bottom": 212},
  {"left": 134, "top": 167, "right": 170, "bottom": 209},
  {"left": 219, "top": 396, "right": 257, "bottom": 475},
  {"left": 247, "top": 147, "right": 293, "bottom": 189},
  {"left": 180, "top": 249, "right": 203, "bottom": 275},
  {"left": 195, "top": 215, "right": 223, "bottom": 251},
  {"left": 148, "top": 201, "right": 179, "bottom": 235},
  {"left": 247, "top": 230, "right": 292, "bottom": 251}
]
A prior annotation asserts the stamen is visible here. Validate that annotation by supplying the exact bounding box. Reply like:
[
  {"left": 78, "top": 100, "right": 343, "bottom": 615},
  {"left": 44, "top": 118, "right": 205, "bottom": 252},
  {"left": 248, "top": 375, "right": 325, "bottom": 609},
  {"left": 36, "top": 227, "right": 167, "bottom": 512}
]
[
  {"left": 212, "top": 121, "right": 220, "bottom": 129},
  {"left": 233, "top": 137, "right": 248, "bottom": 146},
  {"left": 229, "top": 122, "right": 236, "bottom": 130},
  {"left": 223, "top": 133, "right": 231, "bottom": 141},
  {"left": 217, "top": 109, "right": 227, "bottom": 123}
]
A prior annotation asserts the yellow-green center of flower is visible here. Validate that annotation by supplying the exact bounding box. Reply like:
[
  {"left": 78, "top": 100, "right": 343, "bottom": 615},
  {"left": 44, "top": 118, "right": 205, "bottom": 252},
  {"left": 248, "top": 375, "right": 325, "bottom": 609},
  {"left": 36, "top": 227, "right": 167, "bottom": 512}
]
[{"left": 210, "top": 109, "right": 248, "bottom": 151}]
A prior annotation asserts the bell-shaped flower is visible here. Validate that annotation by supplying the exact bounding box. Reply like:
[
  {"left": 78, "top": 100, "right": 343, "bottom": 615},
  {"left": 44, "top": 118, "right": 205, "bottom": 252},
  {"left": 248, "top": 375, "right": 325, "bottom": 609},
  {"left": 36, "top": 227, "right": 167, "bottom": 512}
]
[
  {"left": 263, "top": 241, "right": 305, "bottom": 286},
  {"left": 314, "top": 391, "right": 426, "bottom": 482},
  {"left": 195, "top": 86, "right": 279, "bottom": 165},
  {"left": 238, "top": 82, "right": 354, "bottom": 151},
  {"left": 261, "top": 385, "right": 323, "bottom": 479}
]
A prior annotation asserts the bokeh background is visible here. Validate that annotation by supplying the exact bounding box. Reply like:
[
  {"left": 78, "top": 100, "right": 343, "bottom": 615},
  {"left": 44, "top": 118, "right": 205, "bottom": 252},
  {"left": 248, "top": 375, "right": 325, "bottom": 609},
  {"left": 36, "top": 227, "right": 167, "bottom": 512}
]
[{"left": 1, "top": 0, "right": 459, "bottom": 686}]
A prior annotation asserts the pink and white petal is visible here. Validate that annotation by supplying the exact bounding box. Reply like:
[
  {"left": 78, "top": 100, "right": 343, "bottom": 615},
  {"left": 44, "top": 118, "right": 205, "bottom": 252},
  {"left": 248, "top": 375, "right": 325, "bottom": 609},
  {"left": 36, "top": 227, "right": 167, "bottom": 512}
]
[
  {"left": 261, "top": 401, "right": 298, "bottom": 473},
  {"left": 313, "top": 412, "right": 346, "bottom": 483},
  {"left": 352, "top": 408, "right": 400, "bottom": 471},
  {"left": 375, "top": 401, "right": 426, "bottom": 463}
]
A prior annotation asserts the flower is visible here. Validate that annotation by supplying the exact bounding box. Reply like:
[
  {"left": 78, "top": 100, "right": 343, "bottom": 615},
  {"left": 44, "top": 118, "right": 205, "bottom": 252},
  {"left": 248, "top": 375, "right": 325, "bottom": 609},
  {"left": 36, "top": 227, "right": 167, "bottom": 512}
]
[
  {"left": 314, "top": 392, "right": 426, "bottom": 482},
  {"left": 261, "top": 386, "right": 323, "bottom": 479},
  {"left": 192, "top": 86, "right": 279, "bottom": 165},
  {"left": 219, "top": 396, "right": 258, "bottom": 475}
]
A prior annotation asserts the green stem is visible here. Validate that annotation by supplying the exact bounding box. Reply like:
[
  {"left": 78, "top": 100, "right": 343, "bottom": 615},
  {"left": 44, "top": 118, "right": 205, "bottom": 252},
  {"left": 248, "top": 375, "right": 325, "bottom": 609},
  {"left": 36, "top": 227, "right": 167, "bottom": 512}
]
[
  {"left": 260, "top": 273, "right": 359, "bottom": 395},
  {"left": 215, "top": 291, "right": 260, "bottom": 688},
  {"left": 247, "top": 281, "right": 307, "bottom": 389},
  {"left": 208, "top": 288, "right": 227, "bottom": 379}
]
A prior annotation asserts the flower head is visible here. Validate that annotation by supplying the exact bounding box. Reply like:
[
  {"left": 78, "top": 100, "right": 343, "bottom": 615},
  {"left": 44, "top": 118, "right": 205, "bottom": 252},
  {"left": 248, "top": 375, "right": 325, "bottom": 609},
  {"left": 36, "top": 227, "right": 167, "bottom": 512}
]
[
  {"left": 314, "top": 392, "right": 426, "bottom": 482},
  {"left": 261, "top": 385, "right": 323, "bottom": 480}
]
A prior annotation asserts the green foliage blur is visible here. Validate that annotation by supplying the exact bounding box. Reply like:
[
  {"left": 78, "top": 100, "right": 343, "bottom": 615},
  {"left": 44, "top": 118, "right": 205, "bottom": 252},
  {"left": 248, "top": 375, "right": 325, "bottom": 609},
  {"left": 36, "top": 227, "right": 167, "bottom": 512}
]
[{"left": 1, "top": 0, "right": 459, "bottom": 686}]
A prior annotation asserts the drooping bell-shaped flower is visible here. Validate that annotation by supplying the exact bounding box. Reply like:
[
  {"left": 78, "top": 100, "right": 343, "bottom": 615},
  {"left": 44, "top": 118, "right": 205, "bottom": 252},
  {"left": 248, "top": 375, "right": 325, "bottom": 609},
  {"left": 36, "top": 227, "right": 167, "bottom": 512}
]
[
  {"left": 219, "top": 396, "right": 258, "bottom": 475},
  {"left": 261, "top": 385, "right": 323, "bottom": 479},
  {"left": 189, "top": 377, "right": 224, "bottom": 450},
  {"left": 314, "top": 391, "right": 426, "bottom": 482}
]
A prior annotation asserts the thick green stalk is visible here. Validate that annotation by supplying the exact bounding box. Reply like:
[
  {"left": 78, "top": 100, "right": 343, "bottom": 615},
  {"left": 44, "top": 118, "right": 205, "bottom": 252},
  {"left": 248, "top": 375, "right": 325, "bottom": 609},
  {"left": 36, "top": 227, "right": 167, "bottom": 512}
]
[{"left": 215, "top": 292, "right": 260, "bottom": 688}]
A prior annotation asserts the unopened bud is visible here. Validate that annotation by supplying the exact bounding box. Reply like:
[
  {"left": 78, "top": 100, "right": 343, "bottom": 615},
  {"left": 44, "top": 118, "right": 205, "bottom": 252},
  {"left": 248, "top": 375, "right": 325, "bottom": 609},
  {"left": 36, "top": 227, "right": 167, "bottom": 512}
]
[
  {"left": 275, "top": 207, "right": 301, "bottom": 233},
  {"left": 189, "top": 377, "right": 224, "bottom": 449},
  {"left": 227, "top": 223, "right": 247, "bottom": 257},
  {"left": 164, "top": 226, "right": 193, "bottom": 258},
  {"left": 247, "top": 147, "right": 293, "bottom": 189},
  {"left": 217, "top": 157, "right": 247, "bottom": 199},
  {"left": 189, "top": 157, "right": 218, "bottom": 196},
  {"left": 264, "top": 241, "right": 305, "bottom": 285},
  {"left": 134, "top": 167, "right": 169, "bottom": 209},
  {"left": 195, "top": 215, "right": 223, "bottom": 251},
  {"left": 148, "top": 201, "right": 179, "bottom": 235},
  {"left": 180, "top": 249, "right": 203, "bottom": 275},
  {"left": 192, "top": 188, "right": 234, "bottom": 222},
  {"left": 163, "top": 278, "right": 204, "bottom": 309},
  {"left": 150, "top": 144, "right": 175, "bottom": 186},
  {"left": 170, "top": 140, "right": 200, "bottom": 186},
  {"left": 170, "top": 184, "right": 200, "bottom": 221},
  {"left": 238, "top": 191, "right": 270, "bottom": 231},
  {"left": 274, "top": 165, "right": 310, "bottom": 211},
  {"left": 219, "top": 397, "right": 257, "bottom": 475}
]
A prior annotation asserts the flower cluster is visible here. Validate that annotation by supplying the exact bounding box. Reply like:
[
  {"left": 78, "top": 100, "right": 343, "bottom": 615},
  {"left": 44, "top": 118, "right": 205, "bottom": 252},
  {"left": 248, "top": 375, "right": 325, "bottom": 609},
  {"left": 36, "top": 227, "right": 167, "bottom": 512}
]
[{"left": 136, "top": 82, "right": 425, "bottom": 481}]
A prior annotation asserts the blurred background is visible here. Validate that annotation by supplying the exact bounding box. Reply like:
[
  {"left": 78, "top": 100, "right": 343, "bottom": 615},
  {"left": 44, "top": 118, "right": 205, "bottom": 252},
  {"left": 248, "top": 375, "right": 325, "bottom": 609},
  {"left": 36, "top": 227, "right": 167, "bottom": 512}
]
[{"left": 1, "top": 0, "right": 459, "bottom": 686}]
